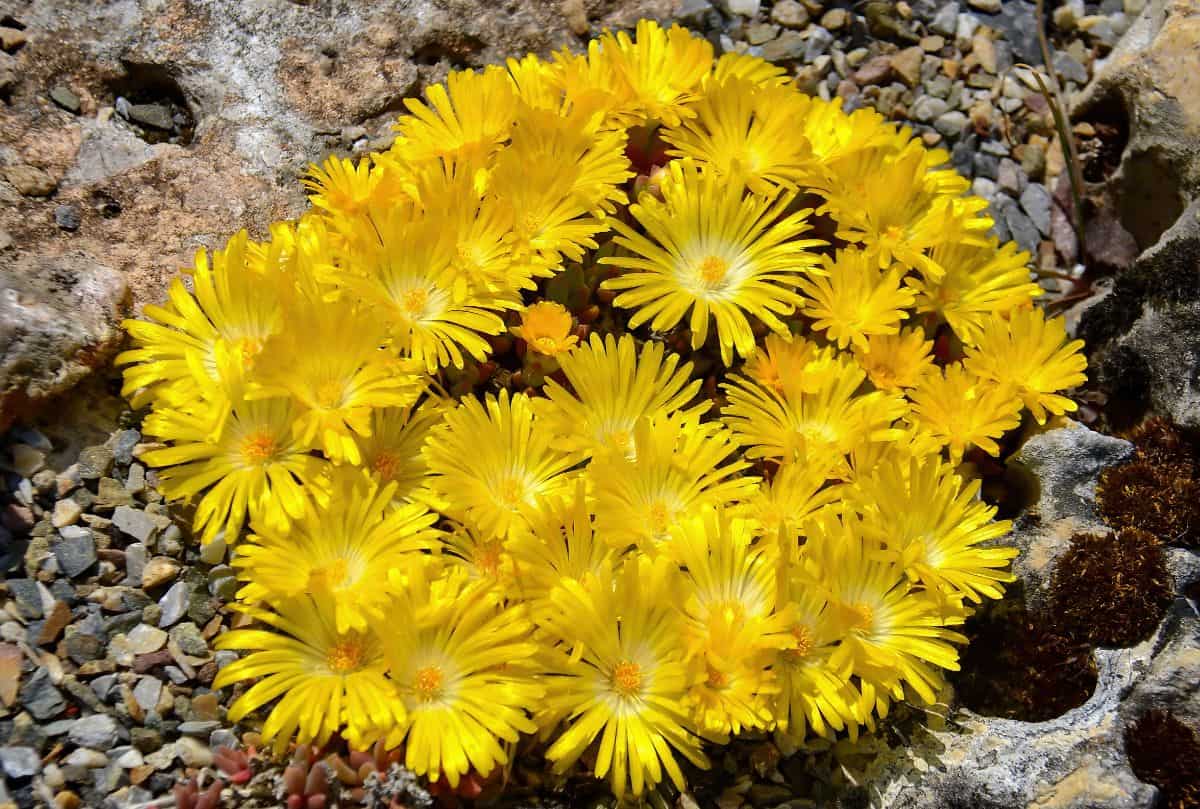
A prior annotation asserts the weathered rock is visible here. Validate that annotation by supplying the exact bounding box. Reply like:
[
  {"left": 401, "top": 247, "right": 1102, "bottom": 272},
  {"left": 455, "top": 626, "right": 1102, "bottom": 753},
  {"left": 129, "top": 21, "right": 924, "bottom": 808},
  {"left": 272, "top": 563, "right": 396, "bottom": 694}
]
[
  {"left": 0, "top": 254, "right": 128, "bottom": 433},
  {"left": 67, "top": 714, "right": 119, "bottom": 749},
  {"left": 0, "top": 746, "right": 41, "bottom": 778}
]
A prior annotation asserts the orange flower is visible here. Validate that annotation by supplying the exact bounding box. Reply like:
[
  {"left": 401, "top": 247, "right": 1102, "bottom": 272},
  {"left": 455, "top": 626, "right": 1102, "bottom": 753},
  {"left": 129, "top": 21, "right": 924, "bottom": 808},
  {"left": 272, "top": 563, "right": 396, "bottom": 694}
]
[{"left": 513, "top": 301, "right": 579, "bottom": 356}]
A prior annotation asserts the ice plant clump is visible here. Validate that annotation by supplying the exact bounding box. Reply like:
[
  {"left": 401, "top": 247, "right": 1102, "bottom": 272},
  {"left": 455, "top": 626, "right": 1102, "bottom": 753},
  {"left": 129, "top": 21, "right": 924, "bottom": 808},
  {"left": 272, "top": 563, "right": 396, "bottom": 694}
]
[{"left": 118, "top": 20, "right": 1088, "bottom": 801}]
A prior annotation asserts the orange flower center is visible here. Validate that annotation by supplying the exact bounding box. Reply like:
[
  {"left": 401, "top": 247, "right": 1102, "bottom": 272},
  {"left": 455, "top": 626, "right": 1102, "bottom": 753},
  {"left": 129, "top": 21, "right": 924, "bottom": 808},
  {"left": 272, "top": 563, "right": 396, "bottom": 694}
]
[
  {"left": 414, "top": 665, "right": 444, "bottom": 700},
  {"left": 372, "top": 451, "right": 401, "bottom": 482},
  {"left": 309, "top": 558, "right": 351, "bottom": 593},
  {"left": 495, "top": 477, "right": 525, "bottom": 508},
  {"left": 316, "top": 380, "right": 344, "bottom": 409},
  {"left": 647, "top": 501, "right": 672, "bottom": 535},
  {"left": 845, "top": 602, "right": 875, "bottom": 633},
  {"left": 327, "top": 637, "right": 366, "bottom": 673},
  {"left": 782, "top": 623, "right": 814, "bottom": 664},
  {"left": 697, "top": 255, "right": 729, "bottom": 287},
  {"left": 476, "top": 540, "right": 504, "bottom": 577},
  {"left": 612, "top": 660, "right": 642, "bottom": 696},
  {"left": 400, "top": 288, "right": 428, "bottom": 317},
  {"left": 240, "top": 431, "right": 278, "bottom": 464},
  {"left": 705, "top": 664, "right": 729, "bottom": 689}
]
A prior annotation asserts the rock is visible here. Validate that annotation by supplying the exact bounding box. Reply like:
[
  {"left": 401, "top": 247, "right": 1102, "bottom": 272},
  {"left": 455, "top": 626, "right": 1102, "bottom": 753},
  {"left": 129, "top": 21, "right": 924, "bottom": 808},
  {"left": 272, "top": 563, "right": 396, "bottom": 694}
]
[
  {"left": 3, "top": 164, "right": 56, "bottom": 197},
  {"left": 55, "top": 203, "right": 82, "bottom": 232},
  {"left": 111, "top": 506, "right": 158, "bottom": 543},
  {"left": 53, "top": 534, "right": 96, "bottom": 578},
  {"left": 890, "top": 46, "right": 924, "bottom": 86},
  {"left": 7, "top": 579, "right": 43, "bottom": 619},
  {"left": 770, "top": 0, "right": 809, "bottom": 27},
  {"left": 37, "top": 600, "right": 73, "bottom": 646},
  {"left": 930, "top": 2, "right": 960, "bottom": 36},
  {"left": 820, "top": 8, "right": 849, "bottom": 30},
  {"left": 112, "top": 429, "right": 140, "bottom": 465},
  {"left": 125, "top": 623, "right": 168, "bottom": 655},
  {"left": 804, "top": 27, "right": 834, "bottom": 61},
  {"left": 933, "top": 109, "right": 967, "bottom": 136},
  {"left": 10, "top": 443, "right": 45, "bottom": 476},
  {"left": 1054, "top": 50, "right": 1089, "bottom": 84},
  {"left": 175, "top": 736, "right": 213, "bottom": 768},
  {"left": 0, "top": 25, "right": 26, "bottom": 50},
  {"left": 745, "top": 23, "right": 779, "bottom": 45},
  {"left": 0, "top": 644, "right": 20, "bottom": 707},
  {"left": 0, "top": 746, "right": 40, "bottom": 778},
  {"left": 157, "top": 581, "right": 189, "bottom": 627},
  {"left": 21, "top": 668, "right": 66, "bottom": 720},
  {"left": 51, "top": 499, "right": 83, "bottom": 528},
  {"left": 0, "top": 257, "right": 128, "bottom": 434},
  {"left": 141, "top": 556, "right": 181, "bottom": 589},
  {"left": 966, "top": 0, "right": 1000, "bottom": 12},
  {"left": 1020, "top": 182, "right": 1052, "bottom": 236},
  {"left": 76, "top": 446, "right": 113, "bottom": 481},
  {"left": 853, "top": 55, "right": 892, "bottom": 86},
  {"left": 67, "top": 714, "right": 119, "bottom": 749},
  {"left": 62, "top": 748, "right": 107, "bottom": 768},
  {"left": 760, "top": 31, "right": 806, "bottom": 62},
  {"left": 50, "top": 85, "right": 81, "bottom": 114},
  {"left": 132, "top": 676, "right": 163, "bottom": 711},
  {"left": 94, "top": 477, "right": 134, "bottom": 509},
  {"left": 169, "top": 622, "right": 209, "bottom": 657},
  {"left": 720, "top": 0, "right": 759, "bottom": 16}
]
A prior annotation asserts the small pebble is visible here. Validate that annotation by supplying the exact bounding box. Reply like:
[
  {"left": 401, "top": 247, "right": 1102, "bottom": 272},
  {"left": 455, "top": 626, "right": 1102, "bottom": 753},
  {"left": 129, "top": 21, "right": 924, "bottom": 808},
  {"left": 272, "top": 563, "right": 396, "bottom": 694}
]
[
  {"left": 51, "top": 499, "right": 83, "bottom": 528},
  {"left": 141, "top": 556, "right": 181, "bottom": 590},
  {"left": 54, "top": 204, "right": 82, "bottom": 232}
]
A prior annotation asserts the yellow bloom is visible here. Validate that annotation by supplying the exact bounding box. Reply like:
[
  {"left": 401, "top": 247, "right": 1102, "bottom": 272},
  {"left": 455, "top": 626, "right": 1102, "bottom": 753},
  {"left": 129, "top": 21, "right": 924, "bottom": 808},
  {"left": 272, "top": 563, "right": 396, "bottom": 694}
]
[
  {"left": 912, "top": 238, "right": 1042, "bottom": 345},
  {"left": 856, "top": 458, "right": 1016, "bottom": 602},
  {"left": 741, "top": 333, "right": 840, "bottom": 395},
  {"left": 375, "top": 558, "right": 542, "bottom": 787},
  {"left": 250, "top": 296, "right": 426, "bottom": 463},
  {"left": 590, "top": 413, "right": 758, "bottom": 552},
  {"left": 423, "top": 390, "right": 582, "bottom": 539},
  {"left": 662, "top": 76, "right": 815, "bottom": 194},
  {"left": 302, "top": 155, "right": 385, "bottom": 219},
  {"left": 592, "top": 19, "right": 713, "bottom": 127},
  {"left": 602, "top": 159, "right": 824, "bottom": 364},
  {"left": 214, "top": 596, "right": 405, "bottom": 754},
  {"left": 709, "top": 51, "right": 790, "bottom": 87},
  {"left": 539, "top": 555, "right": 710, "bottom": 799},
  {"left": 141, "top": 397, "right": 327, "bottom": 543},
  {"left": 909, "top": 363, "right": 1022, "bottom": 460},
  {"left": 393, "top": 65, "right": 516, "bottom": 164},
  {"left": 233, "top": 470, "right": 440, "bottom": 633},
  {"left": 514, "top": 301, "right": 578, "bottom": 356},
  {"left": 963, "top": 306, "right": 1087, "bottom": 424},
  {"left": 745, "top": 460, "right": 843, "bottom": 541},
  {"left": 800, "top": 247, "right": 916, "bottom": 352},
  {"left": 534, "top": 333, "right": 703, "bottom": 458},
  {"left": 855, "top": 327, "right": 935, "bottom": 391},
  {"left": 356, "top": 400, "right": 447, "bottom": 502}
]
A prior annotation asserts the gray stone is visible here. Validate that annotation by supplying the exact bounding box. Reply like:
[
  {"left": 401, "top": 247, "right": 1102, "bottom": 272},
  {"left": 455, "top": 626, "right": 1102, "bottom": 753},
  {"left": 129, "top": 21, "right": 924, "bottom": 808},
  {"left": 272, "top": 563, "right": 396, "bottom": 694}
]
[
  {"left": 55, "top": 203, "right": 82, "bottom": 232},
  {"left": 910, "top": 96, "right": 949, "bottom": 123},
  {"left": 158, "top": 581, "right": 189, "bottom": 627},
  {"left": 1054, "top": 50, "right": 1089, "bottom": 84},
  {"left": 50, "top": 85, "right": 81, "bottom": 113},
  {"left": 7, "top": 578, "right": 43, "bottom": 619},
  {"left": 126, "top": 623, "right": 168, "bottom": 654},
  {"left": 804, "top": 27, "right": 834, "bottom": 61},
  {"left": 53, "top": 533, "right": 96, "bottom": 578},
  {"left": 760, "top": 31, "right": 805, "bottom": 62},
  {"left": 1000, "top": 197, "right": 1041, "bottom": 253},
  {"left": 719, "top": 0, "right": 759, "bottom": 15},
  {"left": 124, "top": 542, "right": 147, "bottom": 586},
  {"left": 930, "top": 2, "right": 960, "bottom": 36},
  {"left": 177, "top": 721, "right": 219, "bottom": 736},
  {"left": 1020, "top": 182, "right": 1053, "bottom": 236},
  {"left": 77, "top": 446, "right": 114, "bottom": 481},
  {"left": 111, "top": 506, "right": 158, "bottom": 543},
  {"left": 67, "top": 714, "right": 119, "bottom": 749},
  {"left": 769, "top": 0, "right": 808, "bottom": 27},
  {"left": 112, "top": 429, "right": 140, "bottom": 465},
  {"left": 124, "top": 102, "right": 175, "bottom": 131},
  {"left": 20, "top": 669, "right": 65, "bottom": 720},
  {"left": 132, "top": 676, "right": 163, "bottom": 711},
  {"left": 170, "top": 622, "right": 209, "bottom": 657},
  {"left": 0, "top": 747, "right": 40, "bottom": 778},
  {"left": 933, "top": 109, "right": 967, "bottom": 136}
]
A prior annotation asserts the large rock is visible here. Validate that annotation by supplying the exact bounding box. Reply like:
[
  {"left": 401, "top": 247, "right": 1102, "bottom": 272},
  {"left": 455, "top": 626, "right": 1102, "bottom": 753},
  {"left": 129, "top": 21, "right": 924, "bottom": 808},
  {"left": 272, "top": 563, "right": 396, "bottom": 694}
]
[
  {"left": 0, "top": 252, "right": 128, "bottom": 431},
  {"left": 0, "top": 0, "right": 675, "bottom": 427},
  {"left": 1074, "top": 1, "right": 1200, "bottom": 430}
]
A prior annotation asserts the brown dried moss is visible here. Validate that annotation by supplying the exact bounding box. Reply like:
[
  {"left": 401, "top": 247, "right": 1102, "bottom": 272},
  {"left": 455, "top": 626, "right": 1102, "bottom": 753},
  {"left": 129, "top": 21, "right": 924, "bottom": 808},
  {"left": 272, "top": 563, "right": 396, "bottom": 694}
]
[
  {"left": 1097, "top": 460, "right": 1200, "bottom": 547},
  {"left": 953, "top": 602, "right": 1097, "bottom": 722},
  {"left": 1126, "top": 711, "right": 1200, "bottom": 809},
  {"left": 1049, "top": 529, "right": 1173, "bottom": 648},
  {"left": 1125, "top": 417, "right": 1197, "bottom": 470}
]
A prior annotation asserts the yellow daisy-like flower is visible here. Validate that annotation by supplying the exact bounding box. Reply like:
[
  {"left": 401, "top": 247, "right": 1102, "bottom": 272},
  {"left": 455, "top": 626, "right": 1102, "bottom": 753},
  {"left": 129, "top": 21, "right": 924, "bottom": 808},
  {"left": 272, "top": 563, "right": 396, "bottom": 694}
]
[
  {"left": 855, "top": 327, "right": 935, "bottom": 391},
  {"left": 741, "top": 333, "right": 841, "bottom": 395},
  {"left": 534, "top": 333, "right": 703, "bottom": 458},
  {"left": 590, "top": 412, "right": 758, "bottom": 552},
  {"left": 356, "top": 400, "right": 447, "bottom": 502},
  {"left": 909, "top": 363, "right": 1022, "bottom": 460},
  {"left": 963, "top": 306, "right": 1087, "bottom": 425},
  {"left": 423, "top": 390, "right": 582, "bottom": 539},
  {"left": 393, "top": 65, "right": 516, "bottom": 165},
  {"left": 117, "top": 230, "right": 281, "bottom": 413},
  {"left": 709, "top": 51, "right": 790, "bottom": 87},
  {"left": 593, "top": 19, "right": 714, "bottom": 128},
  {"left": 376, "top": 558, "right": 543, "bottom": 787},
  {"left": 250, "top": 296, "right": 426, "bottom": 464},
  {"left": 856, "top": 458, "right": 1016, "bottom": 603},
  {"left": 745, "top": 460, "right": 843, "bottom": 541},
  {"left": 539, "top": 554, "right": 710, "bottom": 799},
  {"left": 233, "top": 470, "right": 440, "bottom": 633},
  {"left": 140, "top": 397, "right": 327, "bottom": 544},
  {"left": 601, "top": 159, "right": 824, "bottom": 364},
  {"left": 799, "top": 247, "right": 916, "bottom": 352},
  {"left": 513, "top": 301, "right": 578, "bottom": 356},
  {"left": 912, "top": 238, "right": 1042, "bottom": 345},
  {"left": 302, "top": 155, "right": 385, "bottom": 219},
  {"left": 214, "top": 596, "right": 405, "bottom": 754},
  {"left": 662, "top": 76, "right": 815, "bottom": 194}
]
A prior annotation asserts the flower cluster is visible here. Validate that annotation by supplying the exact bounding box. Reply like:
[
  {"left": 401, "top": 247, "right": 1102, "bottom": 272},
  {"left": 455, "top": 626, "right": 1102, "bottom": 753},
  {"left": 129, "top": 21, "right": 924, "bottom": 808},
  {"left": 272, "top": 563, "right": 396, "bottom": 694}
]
[{"left": 118, "top": 20, "right": 1087, "bottom": 800}]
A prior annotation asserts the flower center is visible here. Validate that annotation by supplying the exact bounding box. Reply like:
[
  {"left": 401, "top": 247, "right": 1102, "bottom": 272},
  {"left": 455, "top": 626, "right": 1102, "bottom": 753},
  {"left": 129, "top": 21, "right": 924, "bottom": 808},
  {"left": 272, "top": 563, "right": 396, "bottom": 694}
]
[
  {"left": 476, "top": 539, "right": 504, "bottom": 577},
  {"left": 240, "top": 431, "right": 278, "bottom": 464},
  {"left": 782, "top": 623, "right": 814, "bottom": 664},
  {"left": 316, "top": 380, "right": 344, "bottom": 409},
  {"left": 697, "top": 255, "right": 729, "bottom": 287},
  {"left": 235, "top": 336, "right": 264, "bottom": 370},
  {"left": 495, "top": 476, "right": 525, "bottom": 508},
  {"left": 400, "top": 288, "right": 429, "bottom": 318},
  {"left": 372, "top": 451, "right": 401, "bottom": 482},
  {"left": 705, "top": 664, "right": 729, "bottom": 689},
  {"left": 327, "top": 637, "right": 366, "bottom": 673},
  {"left": 414, "top": 665, "right": 444, "bottom": 700},
  {"left": 612, "top": 660, "right": 642, "bottom": 696},
  {"left": 845, "top": 602, "right": 875, "bottom": 633},
  {"left": 533, "top": 336, "right": 561, "bottom": 354},
  {"left": 309, "top": 558, "right": 352, "bottom": 593},
  {"left": 647, "top": 501, "right": 672, "bottom": 535}
]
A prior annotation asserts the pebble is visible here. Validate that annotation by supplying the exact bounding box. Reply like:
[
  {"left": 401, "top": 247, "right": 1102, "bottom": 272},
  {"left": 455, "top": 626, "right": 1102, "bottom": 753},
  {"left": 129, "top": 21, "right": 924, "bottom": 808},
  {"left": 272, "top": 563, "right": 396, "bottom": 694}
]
[
  {"left": 911, "top": 96, "right": 949, "bottom": 122},
  {"left": 1020, "top": 181, "right": 1053, "bottom": 235},
  {"left": 721, "top": 0, "right": 760, "bottom": 16},
  {"left": 63, "top": 748, "right": 108, "bottom": 769},
  {"left": 930, "top": 2, "right": 959, "bottom": 35},
  {"left": 10, "top": 443, "right": 45, "bottom": 476},
  {"left": 77, "top": 446, "right": 113, "bottom": 481},
  {"left": 67, "top": 714, "right": 119, "bottom": 749},
  {"left": 820, "top": 8, "right": 849, "bottom": 30},
  {"left": 770, "top": 0, "right": 809, "bottom": 27},
  {"left": 132, "top": 676, "right": 163, "bottom": 711},
  {"left": 126, "top": 623, "right": 168, "bottom": 654},
  {"left": 745, "top": 22, "right": 779, "bottom": 44},
  {"left": 804, "top": 26, "right": 834, "bottom": 60},
  {"left": 0, "top": 25, "right": 26, "bottom": 50},
  {"left": 141, "top": 556, "right": 181, "bottom": 589},
  {"left": 53, "top": 534, "right": 96, "bottom": 579},
  {"left": 114, "top": 748, "right": 144, "bottom": 769},
  {"left": 49, "top": 85, "right": 81, "bottom": 113},
  {"left": 761, "top": 31, "right": 806, "bottom": 61},
  {"left": 967, "top": 0, "right": 1000, "bottom": 11},
  {"left": 112, "top": 506, "right": 158, "bottom": 543},
  {"left": 157, "top": 582, "right": 189, "bottom": 627},
  {"left": 37, "top": 600, "right": 72, "bottom": 645},
  {"left": 0, "top": 746, "right": 40, "bottom": 778},
  {"left": 177, "top": 721, "right": 219, "bottom": 736},
  {"left": 890, "top": 46, "right": 924, "bottom": 86},
  {"left": 169, "top": 622, "right": 208, "bottom": 657},
  {"left": 124, "top": 102, "right": 175, "bottom": 131},
  {"left": 55, "top": 203, "right": 82, "bottom": 232},
  {"left": 3, "top": 164, "right": 57, "bottom": 197},
  {"left": 934, "top": 110, "right": 968, "bottom": 136},
  {"left": 8, "top": 578, "right": 43, "bottom": 619},
  {"left": 175, "top": 736, "right": 212, "bottom": 768},
  {"left": 51, "top": 499, "right": 83, "bottom": 529}
]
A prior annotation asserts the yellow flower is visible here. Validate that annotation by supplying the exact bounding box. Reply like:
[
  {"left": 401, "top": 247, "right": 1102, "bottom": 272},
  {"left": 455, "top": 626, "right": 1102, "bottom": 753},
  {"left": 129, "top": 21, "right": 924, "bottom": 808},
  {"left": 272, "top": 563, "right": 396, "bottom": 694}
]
[
  {"left": 513, "top": 301, "right": 578, "bottom": 356},
  {"left": 590, "top": 412, "right": 758, "bottom": 552},
  {"left": 393, "top": 65, "right": 516, "bottom": 164},
  {"left": 302, "top": 155, "right": 385, "bottom": 219},
  {"left": 909, "top": 363, "right": 1022, "bottom": 460},
  {"left": 375, "top": 558, "right": 543, "bottom": 787},
  {"left": 592, "top": 19, "right": 713, "bottom": 127},
  {"left": 662, "top": 76, "right": 816, "bottom": 194},
  {"left": 745, "top": 460, "right": 844, "bottom": 541},
  {"left": 963, "top": 306, "right": 1087, "bottom": 424},
  {"left": 423, "top": 390, "right": 582, "bottom": 539},
  {"left": 356, "top": 400, "right": 447, "bottom": 502},
  {"left": 800, "top": 247, "right": 916, "bottom": 352},
  {"left": 602, "top": 159, "right": 824, "bottom": 364},
  {"left": 534, "top": 333, "right": 703, "bottom": 458},
  {"left": 855, "top": 327, "right": 935, "bottom": 391},
  {"left": 140, "top": 397, "right": 327, "bottom": 543},
  {"left": 856, "top": 458, "right": 1016, "bottom": 603},
  {"left": 214, "top": 596, "right": 405, "bottom": 754},
  {"left": 709, "top": 51, "right": 790, "bottom": 87},
  {"left": 233, "top": 469, "right": 440, "bottom": 633},
  {"left": 249, "top": 296, "right": 426, "bottom": 463},
  {"left": 539, "top": 554, "right": 710, "bottom": 799},
  {"left": 741, "top": 333, "right": 840, "bottom": 395}
]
